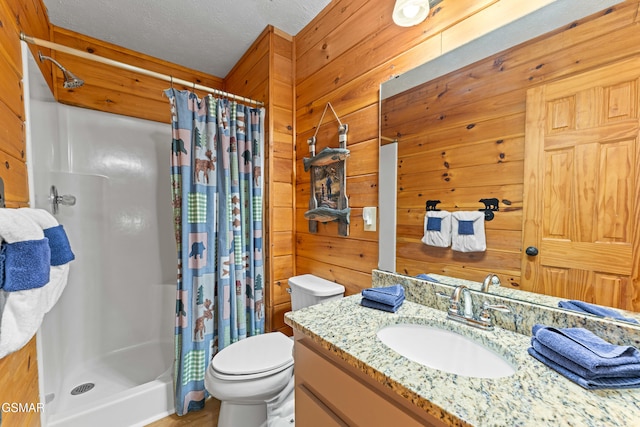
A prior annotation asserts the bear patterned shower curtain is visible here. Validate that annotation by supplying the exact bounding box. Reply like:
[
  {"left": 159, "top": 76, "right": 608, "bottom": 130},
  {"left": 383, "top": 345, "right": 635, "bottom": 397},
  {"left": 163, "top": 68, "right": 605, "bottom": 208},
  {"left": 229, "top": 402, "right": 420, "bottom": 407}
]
[{"left": 165, "top": 89, "right": 265, "bottom": 415}]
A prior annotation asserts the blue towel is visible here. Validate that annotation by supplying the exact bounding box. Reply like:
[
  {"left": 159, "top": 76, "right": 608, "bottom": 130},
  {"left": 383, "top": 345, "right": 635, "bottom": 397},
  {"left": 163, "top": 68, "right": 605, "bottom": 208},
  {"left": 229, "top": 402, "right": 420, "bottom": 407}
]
[
  {"left": 528, "top": 347, "right": 640, "bottom": 390},
  {"left": 532, "top": 325, "right": 640, "bottom": 370},
  {"left": 415, "top": 274, "right": 440, "bottom": 283},
  {"left": 361, "top": 295, "right": 405, "bottom": 313},
  {"left": 361, "top": 285, "right": 405, "bottom": 306},
  {"left": 531, "top": 338, "right": 640, "bottom": 379},
  {"left": 43, "top": 225, "right": 75, "bottom": 266},
  {"left": 0, "top": 239, "right": 51, "bottom": 291},
  {"left": 558, "top": 300, "right": 639, "bottom": 324}
]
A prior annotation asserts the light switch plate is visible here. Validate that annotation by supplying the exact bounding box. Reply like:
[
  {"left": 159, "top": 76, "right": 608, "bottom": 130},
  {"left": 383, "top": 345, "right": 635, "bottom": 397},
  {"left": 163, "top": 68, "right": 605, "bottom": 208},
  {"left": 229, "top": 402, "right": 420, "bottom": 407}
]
[{"left": 363, "top": 206, "right": 377, "bottom": 232}]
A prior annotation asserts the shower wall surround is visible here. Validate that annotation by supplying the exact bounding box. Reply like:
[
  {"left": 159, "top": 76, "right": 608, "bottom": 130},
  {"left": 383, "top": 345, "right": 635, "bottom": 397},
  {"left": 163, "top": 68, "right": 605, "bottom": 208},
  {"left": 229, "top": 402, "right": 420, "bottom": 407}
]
[{"left": 28, "top": 51, "right": 177, "bottom": 425}]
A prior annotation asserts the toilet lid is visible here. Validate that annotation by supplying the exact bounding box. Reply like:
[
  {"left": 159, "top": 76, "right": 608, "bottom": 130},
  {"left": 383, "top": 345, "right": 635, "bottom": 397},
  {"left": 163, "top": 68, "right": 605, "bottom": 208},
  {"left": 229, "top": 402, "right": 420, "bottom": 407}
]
[{"left": 213, "top": 332, "right": 294, "bottom": 376}]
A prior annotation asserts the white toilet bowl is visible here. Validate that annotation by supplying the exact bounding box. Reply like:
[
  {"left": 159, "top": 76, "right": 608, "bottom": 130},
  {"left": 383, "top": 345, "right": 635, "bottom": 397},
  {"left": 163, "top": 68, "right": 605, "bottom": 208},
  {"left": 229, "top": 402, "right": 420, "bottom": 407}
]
[
  {"left": 204, "top": 332, "right": 295, "bottom": 427},
  {"left": 205, "top": 274, "right": 345, "bottom": 426}
]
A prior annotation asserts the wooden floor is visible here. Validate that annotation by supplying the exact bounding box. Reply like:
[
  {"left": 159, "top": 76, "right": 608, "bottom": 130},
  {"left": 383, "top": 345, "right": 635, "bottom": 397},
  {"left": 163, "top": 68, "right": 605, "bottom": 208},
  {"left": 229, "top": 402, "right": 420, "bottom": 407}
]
[{"left": 146, "top": 398, "right": 221, "bottom": 426}]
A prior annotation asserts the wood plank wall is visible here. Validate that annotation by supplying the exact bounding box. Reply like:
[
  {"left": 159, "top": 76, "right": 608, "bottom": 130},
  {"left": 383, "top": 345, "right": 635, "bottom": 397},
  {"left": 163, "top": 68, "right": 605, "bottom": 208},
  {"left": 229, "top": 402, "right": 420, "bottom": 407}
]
[
  {"left": 225, "top": 26, "right": 296, "bottom": 334},
  {"left": 0, "top": 2, "right": 294, "bottom": 421},
  {"left": 382, "top": 1, "right": 640, "bottom": 309},
  {"left": 3, "top": 0, "right": 638, "bottom": 421},
  {"left": 49, "top": 26, "right": 225, "bottom": 123},
  {"left": 0, "top": 1, "right": 49, "bottom": 425},
  {"left": 293, "top": 0, "right": 556, "bottom": 295}
]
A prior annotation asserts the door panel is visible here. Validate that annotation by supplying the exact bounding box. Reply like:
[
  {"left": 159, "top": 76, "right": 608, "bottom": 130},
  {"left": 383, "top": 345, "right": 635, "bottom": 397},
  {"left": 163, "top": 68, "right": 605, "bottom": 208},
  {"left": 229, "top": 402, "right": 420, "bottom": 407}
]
[{"left": 522, "top": 57, "right": 640, "bottom": 311}]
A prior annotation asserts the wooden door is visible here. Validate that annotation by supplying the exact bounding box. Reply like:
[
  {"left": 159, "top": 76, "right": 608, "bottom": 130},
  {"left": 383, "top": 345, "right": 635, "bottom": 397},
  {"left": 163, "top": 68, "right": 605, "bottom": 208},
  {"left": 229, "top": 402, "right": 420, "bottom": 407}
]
[{"left": 522, "top": 57, "right": 640, "bottom": 311}]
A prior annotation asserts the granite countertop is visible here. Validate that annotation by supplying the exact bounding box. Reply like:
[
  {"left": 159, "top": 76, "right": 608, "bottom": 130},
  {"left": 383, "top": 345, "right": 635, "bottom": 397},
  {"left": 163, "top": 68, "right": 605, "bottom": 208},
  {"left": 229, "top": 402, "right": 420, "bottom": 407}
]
[{"left": 285, "top": 295, "right": 640, "bottom": 427}]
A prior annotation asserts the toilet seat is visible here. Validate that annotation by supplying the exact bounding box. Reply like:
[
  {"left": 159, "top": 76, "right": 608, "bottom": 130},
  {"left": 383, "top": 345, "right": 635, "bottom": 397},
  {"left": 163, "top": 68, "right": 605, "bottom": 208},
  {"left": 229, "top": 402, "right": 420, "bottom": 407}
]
[{"left": 211, "top": 332, "right": 294, "bottom": 380}]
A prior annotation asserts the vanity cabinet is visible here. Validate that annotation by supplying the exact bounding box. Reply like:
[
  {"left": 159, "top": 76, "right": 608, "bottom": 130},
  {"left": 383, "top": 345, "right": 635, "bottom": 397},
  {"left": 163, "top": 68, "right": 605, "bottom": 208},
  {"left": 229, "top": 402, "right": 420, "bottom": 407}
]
[{"left": 294, "top": 335, "right": 447, "bottom": 427}]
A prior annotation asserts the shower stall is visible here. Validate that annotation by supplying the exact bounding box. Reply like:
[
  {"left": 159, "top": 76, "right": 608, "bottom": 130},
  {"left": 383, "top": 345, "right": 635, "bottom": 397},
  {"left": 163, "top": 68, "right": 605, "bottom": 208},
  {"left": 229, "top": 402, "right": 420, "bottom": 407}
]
[{"left": 24, "top": 48, "right": 176, "bottom": 426}]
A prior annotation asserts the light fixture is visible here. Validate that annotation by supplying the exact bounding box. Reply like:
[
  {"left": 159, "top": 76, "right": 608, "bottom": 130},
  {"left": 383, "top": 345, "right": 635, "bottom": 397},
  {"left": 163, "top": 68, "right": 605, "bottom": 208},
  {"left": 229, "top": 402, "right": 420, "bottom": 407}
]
[{"left": 392, "top": 0, "right": 430, "bottom": 27}]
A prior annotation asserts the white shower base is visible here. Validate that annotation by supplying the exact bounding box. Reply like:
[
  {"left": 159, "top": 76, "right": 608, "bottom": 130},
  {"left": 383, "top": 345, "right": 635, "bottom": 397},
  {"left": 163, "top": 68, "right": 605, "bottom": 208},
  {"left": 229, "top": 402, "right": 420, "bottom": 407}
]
[{"left": 46, "top": 341, "right": 174, "bottom": 427}]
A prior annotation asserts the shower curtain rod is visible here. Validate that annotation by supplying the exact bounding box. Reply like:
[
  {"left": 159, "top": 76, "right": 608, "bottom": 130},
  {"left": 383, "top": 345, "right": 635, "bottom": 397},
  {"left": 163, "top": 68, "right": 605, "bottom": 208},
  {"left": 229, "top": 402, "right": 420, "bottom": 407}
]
[{"left": 20, "top": 33, "right": 264, "bottom": 107}]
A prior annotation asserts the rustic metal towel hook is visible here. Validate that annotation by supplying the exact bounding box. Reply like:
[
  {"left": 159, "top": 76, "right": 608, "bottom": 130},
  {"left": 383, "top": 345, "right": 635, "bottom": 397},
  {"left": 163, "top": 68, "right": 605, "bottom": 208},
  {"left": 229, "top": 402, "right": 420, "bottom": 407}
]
[
  {"left": 425, "top": 200, "right": 441, "bottom": 211},
  {"left": 479, "top": 198, "right": 499, "bottom": 221}
]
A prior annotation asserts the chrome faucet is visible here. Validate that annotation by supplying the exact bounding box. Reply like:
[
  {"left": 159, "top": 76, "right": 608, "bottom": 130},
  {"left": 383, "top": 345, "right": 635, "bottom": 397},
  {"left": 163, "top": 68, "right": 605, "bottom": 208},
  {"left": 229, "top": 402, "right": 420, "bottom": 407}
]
[
  {"left": 438, "top": 285, "right": 510, "bottom": 331},
  {"left": 481, "top": 274, "right": 501, "bottom": 292},
  {"left": 450, "top": 285, "right": 474, "bottom": 319}
]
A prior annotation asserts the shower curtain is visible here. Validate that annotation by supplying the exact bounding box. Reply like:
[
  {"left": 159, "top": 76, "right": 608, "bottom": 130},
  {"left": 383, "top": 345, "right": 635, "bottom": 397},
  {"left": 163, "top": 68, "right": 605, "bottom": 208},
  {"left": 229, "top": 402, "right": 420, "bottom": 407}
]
[{"left": 165, "top": 89, "right": 265, "bottom": 415}]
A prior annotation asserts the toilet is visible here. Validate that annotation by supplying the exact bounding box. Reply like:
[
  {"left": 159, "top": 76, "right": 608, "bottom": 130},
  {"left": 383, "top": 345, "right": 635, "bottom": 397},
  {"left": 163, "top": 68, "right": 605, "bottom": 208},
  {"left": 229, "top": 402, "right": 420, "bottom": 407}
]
[{"left": 204, "top": 274, "right": 345, "bottom": 427}]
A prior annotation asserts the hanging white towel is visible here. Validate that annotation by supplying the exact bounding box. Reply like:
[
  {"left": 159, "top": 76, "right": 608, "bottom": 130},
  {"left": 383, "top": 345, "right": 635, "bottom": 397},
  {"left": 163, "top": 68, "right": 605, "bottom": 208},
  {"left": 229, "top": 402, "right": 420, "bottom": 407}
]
[
  {"left": 421, "top": 210, "right": 451, "bottom": 248},
  {"left": 451, "top": 211, "right": 486, "bottom": 252},
  {"left": 0, "top": 209, "right": 74, "bottom": 357},
  {"left": 0, "top": 209, "right": 49, "bottom": 357}
]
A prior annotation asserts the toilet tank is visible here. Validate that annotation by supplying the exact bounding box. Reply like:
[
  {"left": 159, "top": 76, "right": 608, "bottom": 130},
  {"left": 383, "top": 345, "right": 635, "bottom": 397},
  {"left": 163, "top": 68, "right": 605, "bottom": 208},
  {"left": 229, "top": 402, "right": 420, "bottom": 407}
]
[{"left": 288, "top": 274, "right": 345, "bottom": 311}]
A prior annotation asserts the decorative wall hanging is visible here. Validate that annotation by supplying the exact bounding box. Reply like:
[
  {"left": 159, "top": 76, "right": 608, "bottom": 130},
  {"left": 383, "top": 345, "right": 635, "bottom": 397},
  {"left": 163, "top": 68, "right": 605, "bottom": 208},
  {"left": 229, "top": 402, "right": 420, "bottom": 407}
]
[{"left": 304, "top": 102, "right": 350, "bottom": 236}]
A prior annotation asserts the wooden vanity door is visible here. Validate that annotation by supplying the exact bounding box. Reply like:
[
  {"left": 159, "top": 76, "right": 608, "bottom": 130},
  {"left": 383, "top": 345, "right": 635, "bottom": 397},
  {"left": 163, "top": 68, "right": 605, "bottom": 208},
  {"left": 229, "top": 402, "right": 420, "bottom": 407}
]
[{"left": 521, "top": 57, "right": 640, "bottom": 311}]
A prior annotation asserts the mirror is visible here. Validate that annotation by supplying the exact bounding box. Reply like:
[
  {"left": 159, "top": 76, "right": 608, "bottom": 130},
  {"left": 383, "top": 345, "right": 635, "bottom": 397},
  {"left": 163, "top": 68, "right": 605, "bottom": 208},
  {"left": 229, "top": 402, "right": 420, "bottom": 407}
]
[{"left": 378, "top": 0, "right": 640, "bottom": 325}]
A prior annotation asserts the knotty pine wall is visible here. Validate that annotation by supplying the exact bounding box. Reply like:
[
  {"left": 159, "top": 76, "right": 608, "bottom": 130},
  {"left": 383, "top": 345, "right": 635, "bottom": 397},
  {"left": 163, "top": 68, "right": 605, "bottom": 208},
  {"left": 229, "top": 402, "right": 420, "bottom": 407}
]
[
  {"left": 225, "top": 26, "right": 296, "bottom": 335},
  {"left": 0, "top": 1, "right": 49, "bottom": 425},
  {"left": 294, "top": 0, "right": 640, "bottom": 302},
  {"left": 383, "top": 1, "right": 640, "bottom": 305},
  {"left": 293, "top": 0, "right": 595, "bottom": 295},
  {"left": 3, "top": 0, "right": 639, "bottom": 421},
  {"left": 0, "top": 2, "right": 294, "bottom": 421},
  {"left": 49, "top": 26, "right": 225, "bottom": 123}
]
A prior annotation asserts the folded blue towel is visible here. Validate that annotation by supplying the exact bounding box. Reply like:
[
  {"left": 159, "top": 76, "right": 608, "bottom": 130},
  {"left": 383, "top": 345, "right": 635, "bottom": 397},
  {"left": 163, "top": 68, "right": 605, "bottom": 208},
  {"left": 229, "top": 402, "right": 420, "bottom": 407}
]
[
  {"left": 43, "top": 225, "right": 75, "bottom": 266},
  {"left": 558, "top": 300, "right": 639, "bottom": 324},
  {"left": 532, "top": 325, "right": 640, "bottom": 370},
  {"left": 528, "top": 347, "right": 640, "bottom": 390},
  {"left": 0, "top": 239, "right": 51, "bottom": 291},
  {"left": 361, "top": 295, "right": 405, "bottom": 313},
  {"left": 531, "top": 338, "right": 640, "bottom": 379},
  {"left": 415, "top": 274, "right": 440, "bottom": 283},
  {"left": 361, "top": 285, "right": 405, "bottom": 306}
]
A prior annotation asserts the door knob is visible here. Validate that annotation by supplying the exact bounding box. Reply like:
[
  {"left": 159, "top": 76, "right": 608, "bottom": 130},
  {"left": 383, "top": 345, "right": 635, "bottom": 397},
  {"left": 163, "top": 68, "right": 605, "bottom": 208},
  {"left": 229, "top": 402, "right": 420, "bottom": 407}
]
[{"left": 525, "top": 246, "right": 539, "bottom": 256}]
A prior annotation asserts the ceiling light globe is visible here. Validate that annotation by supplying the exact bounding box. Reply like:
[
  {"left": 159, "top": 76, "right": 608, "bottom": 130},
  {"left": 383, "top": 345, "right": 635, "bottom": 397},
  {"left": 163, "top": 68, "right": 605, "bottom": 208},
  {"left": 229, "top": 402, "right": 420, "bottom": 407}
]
[
  {"left": 402, "top": 4, "right": 421, "bottom": 18},
  {"left": 392, "top": 0, "right": 430, "bottom": 27}
]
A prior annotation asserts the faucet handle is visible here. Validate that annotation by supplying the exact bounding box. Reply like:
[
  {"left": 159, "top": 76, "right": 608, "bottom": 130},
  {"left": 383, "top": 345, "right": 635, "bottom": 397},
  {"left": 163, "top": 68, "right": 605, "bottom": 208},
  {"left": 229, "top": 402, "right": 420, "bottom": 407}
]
[
  {"left": 436, "top": 290, "right": 459, "bottom": 316},
  {"left": 436, "top": 291, "right": 450, "bottom": 299},
  {"left": 482, "top": 302, "right": 510, "bottom": 312},
  {"left": 479, "top": 301, "right": 510, "bottom": 324}
]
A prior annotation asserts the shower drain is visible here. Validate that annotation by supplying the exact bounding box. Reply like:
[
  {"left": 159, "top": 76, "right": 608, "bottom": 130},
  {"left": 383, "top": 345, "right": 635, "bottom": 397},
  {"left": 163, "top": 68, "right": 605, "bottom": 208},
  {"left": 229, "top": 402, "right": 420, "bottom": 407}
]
[{"left": 70, "top": 382, "right": 95, "bottom": 395}]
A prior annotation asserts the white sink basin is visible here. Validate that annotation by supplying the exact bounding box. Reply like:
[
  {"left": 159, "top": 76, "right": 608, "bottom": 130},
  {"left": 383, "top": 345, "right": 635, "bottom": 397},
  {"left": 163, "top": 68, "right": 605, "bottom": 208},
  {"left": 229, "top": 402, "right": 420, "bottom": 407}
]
[{"left": 376, "top": 323, "right": 516, "bottom": 378}]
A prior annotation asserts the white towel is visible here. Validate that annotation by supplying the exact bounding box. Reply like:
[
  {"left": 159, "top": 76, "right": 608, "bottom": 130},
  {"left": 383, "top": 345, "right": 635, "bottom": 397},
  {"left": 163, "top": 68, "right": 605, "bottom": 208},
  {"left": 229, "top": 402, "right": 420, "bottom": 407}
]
[
  {"left": 0, "top": 209, "right": 72, "bottom": 358},
  {"left": 0, "top": 210, "right": 47, "bottom": 357},
  {"left": 421, "top": 210, "right": 451, "bottom": 248},
  {"left": 451, "top": 211, "right": 486, "bottom": 252},
  {"left": 0, "top": 209, "right": 44, "bottom": 243}
]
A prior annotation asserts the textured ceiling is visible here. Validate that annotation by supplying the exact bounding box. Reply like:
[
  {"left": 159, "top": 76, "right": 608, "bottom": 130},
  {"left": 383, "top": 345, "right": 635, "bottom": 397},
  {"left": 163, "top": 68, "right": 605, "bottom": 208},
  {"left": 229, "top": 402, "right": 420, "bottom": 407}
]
[{"left": 42, "top": 0, "right": 332, "bottom": 78}]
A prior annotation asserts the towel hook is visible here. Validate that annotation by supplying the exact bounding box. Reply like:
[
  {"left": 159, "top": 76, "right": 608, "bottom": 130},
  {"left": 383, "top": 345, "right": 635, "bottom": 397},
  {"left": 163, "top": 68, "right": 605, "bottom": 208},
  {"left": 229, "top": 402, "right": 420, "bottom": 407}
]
[
  {"left": 479, "top": 198, "right": 499, "bottom": 221},
  {"left": 425, "top": 200, "right": 441, "bottom": 211}
]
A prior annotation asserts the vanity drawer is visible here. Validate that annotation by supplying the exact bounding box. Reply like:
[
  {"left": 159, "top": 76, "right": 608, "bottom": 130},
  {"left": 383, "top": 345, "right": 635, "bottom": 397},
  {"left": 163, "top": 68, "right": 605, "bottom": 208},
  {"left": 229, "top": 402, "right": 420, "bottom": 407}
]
[
  {"left": 295, "top": 338, "right": 441, "bottom": 427},
  {"left": 296, "top": 384, "right": 348, "bottom": 427}
]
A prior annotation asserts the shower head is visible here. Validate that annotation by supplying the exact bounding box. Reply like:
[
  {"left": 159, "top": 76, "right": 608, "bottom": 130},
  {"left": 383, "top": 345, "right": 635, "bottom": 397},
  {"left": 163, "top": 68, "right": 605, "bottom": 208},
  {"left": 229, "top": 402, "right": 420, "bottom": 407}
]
[{"left": 38, "top": 51, "right": 84, "bottom": 89}]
